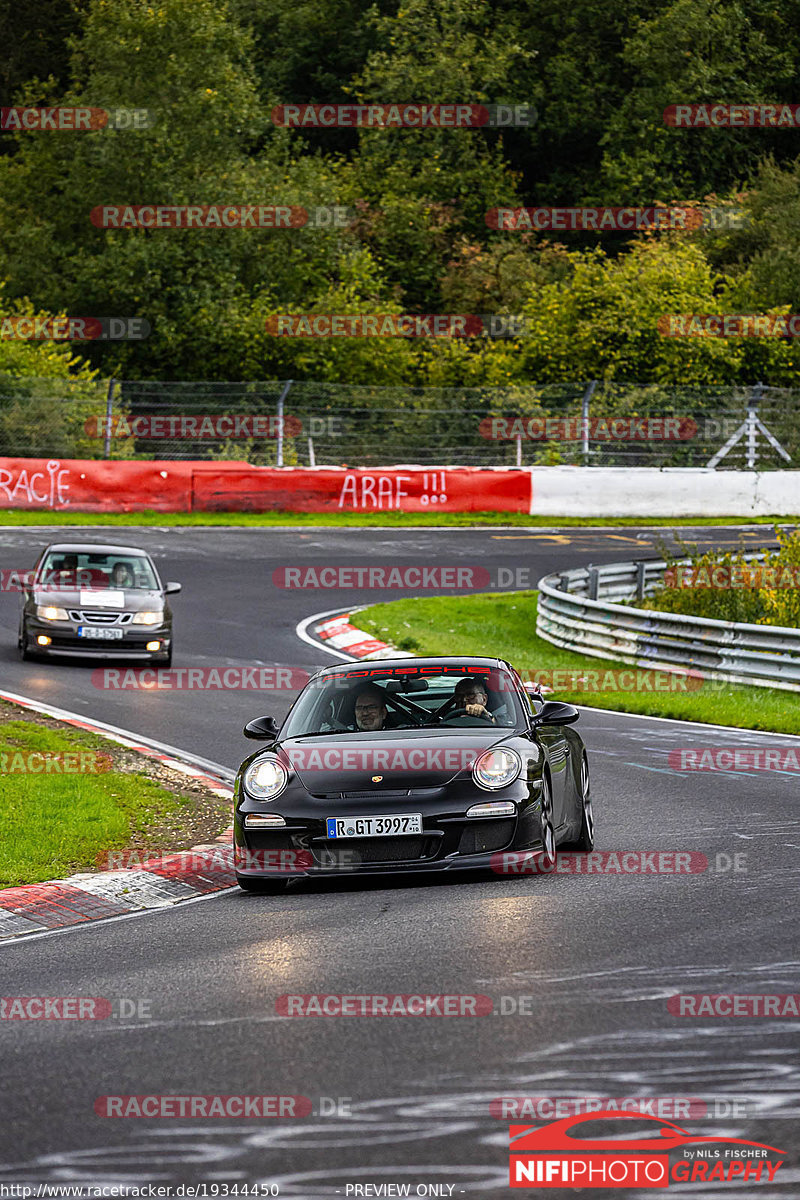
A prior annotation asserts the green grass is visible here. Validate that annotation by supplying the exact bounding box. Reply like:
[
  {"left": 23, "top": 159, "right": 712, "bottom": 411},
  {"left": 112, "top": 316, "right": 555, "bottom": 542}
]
[
  {"left": 0, "top": 509, "right": 795, "bottom": 528},
  {"left": 0, "top": 719, "right": 198, "bottom": 886},
  {"left": 357, "top": 592, "right": 800, "bottom": 734}
]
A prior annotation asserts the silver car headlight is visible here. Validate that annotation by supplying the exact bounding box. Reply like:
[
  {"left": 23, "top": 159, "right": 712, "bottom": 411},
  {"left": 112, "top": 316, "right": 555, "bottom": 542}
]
[
  {"left": 473, "top": 747, "right": 521, "bottom": 791},
  {"left": 132, "top": 611, "right": 164, "bottom": 625},
  {"left": 242, "top": 756, "right": 288, "bottom": 801},
  {"left": 36, "top": 605, "right": 69, "bottom": 621}
]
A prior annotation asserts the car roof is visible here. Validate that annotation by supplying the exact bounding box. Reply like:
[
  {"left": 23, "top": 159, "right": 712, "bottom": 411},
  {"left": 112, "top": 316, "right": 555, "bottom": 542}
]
[
  {"left": 320, "top": 655, "right": 509, "bottom": 674},
  {"left": 42, "top": 543, "right": 151, "bottom": 557}
]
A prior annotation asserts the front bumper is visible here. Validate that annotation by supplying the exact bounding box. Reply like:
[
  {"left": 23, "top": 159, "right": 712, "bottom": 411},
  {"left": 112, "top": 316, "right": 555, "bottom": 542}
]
[
  {"left": 25, "top": 617, "right": 171, "bottom": 659},
  {"left": 234, "top": 779, "right": 545, "bottom": 880}
]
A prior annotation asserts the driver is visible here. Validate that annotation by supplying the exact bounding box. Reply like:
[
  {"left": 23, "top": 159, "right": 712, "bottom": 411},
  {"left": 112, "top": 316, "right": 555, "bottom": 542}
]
[
  {"left": 353, "top": 685, "right": 388, "bottom": 731},
  {"left": 111, "top": 561, "right": 135, "bottom": 588},
  {"left": 453, "top": 677, "right": 496, "bottom": 723}
]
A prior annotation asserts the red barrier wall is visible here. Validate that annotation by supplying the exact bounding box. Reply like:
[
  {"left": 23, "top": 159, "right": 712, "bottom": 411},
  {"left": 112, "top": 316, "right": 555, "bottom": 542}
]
[
  {"left": 0, "top": 459, "right": 530, "bottom": 513},
  {"left": 193, "top": 466, "right": 529, "bottom": 512}
]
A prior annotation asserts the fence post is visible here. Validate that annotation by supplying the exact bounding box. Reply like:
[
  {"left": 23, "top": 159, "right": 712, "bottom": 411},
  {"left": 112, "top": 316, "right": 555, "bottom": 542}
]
[
  {"left": 582, "top": 380, "right": 598, "bottom": 465},
  {"left": 276, "top": 379, "right": 293, "bottom": 467},
  {"left": 103, "top": 378, "right": 116, "bottom": 460},
  {"left": 747, "top": 381, "right": 763, "bottom": 470},
  {"left": 587, "top": 566, "right": 599, "bottom": 600}
]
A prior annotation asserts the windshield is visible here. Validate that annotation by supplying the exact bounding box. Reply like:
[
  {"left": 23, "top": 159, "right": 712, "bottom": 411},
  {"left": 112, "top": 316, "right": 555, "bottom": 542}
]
[
  {"left": 37, "top": 551, "right": 159, "bottom": 591},
  {"left": 282, "top": 666, "right": 523, "bottom": 737}
]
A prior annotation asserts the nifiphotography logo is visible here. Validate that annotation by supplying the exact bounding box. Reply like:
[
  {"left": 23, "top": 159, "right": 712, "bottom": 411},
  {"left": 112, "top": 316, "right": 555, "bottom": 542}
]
[{"left": 508, "top": 1110, "right": 785, "bottom": 1188}]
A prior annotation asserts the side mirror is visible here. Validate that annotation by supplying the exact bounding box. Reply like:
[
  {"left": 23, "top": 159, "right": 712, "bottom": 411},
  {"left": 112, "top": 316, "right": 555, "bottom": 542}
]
[
  {"left": 244, "top": 715, "right": 279, "bottom": 739},
  {"left": 165, "top": 581, "right": 182, "bottom": 594},
  {"left": 533, "top": 700, "right": 580, "bottom": 726}
]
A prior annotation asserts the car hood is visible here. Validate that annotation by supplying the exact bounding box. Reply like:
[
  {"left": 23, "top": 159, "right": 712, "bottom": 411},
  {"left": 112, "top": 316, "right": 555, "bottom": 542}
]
[
  {"left": 277, "top": 728, "right": 511, "bottom": 793},
  {"left": 32, "top": 586, "right": 164, "bottom": 612}
]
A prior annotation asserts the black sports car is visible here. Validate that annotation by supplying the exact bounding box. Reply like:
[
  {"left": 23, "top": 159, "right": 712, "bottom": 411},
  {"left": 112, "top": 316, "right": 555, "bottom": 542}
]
[
  {"left": 234, "top": 656, "right": 593, "bottom": 892},
  {"left": 17, "top": 542, "right": 181, "bottom": 664}
]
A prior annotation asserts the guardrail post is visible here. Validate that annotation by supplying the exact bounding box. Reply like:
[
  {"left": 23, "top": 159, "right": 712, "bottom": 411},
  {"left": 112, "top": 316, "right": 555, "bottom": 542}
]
[
  {"left": 558, "top": 573, "right": 569, "bottom": 592},
  {"left": 587, "top": 566, "right": 599, "bottom": 600},
  {"left": 635, "top": 559, "right": 646, "bottom": 600}
]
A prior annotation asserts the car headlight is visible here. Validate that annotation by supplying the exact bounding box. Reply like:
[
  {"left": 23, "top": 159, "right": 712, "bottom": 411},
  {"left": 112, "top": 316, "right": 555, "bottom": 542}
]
[
  {"left": 242, "top": 756, "right": 288, "bottom": 801},
  {"left": 132, "top": 611, "right": 164, "bottom": 625},
  {"left": 36, "top": 605, "right": 68, "bottom": 621},
  {"left": 473, "top": 747, "right": 521, "bottom": 790}
]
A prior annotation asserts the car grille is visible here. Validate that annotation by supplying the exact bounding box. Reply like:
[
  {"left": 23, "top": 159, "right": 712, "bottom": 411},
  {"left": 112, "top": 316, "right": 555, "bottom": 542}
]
[
  {"left": 313, "top": 790, "right": 410, "bottom": 800},
  {"left": 315, "top": 837, "right": 426, "bottom": 865},
  {"left": 458, "top": 819, "right": 515, "bottom": 855},
  {"left": 69, "top": 610, "right": 132, "bottom": 624}
]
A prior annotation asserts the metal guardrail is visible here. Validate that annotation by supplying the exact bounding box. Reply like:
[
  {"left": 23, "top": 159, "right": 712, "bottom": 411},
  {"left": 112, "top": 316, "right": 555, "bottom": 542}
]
[{"left": 536, "top": 554, "right": 800, "bottom": 692}]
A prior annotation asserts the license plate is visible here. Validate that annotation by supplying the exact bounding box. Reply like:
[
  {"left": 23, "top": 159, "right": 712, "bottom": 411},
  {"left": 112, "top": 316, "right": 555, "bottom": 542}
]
[
  {"left": 326, "top": 813, "right": 423, "bottom": 839},
  {"left": 78, "top": 626, "right": 124, "bottom": 640}
]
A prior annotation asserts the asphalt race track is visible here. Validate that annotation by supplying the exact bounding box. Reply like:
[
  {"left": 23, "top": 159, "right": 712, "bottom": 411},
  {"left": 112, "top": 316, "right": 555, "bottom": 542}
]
[{"left": 0, "top": 525, "right": 797, "bottom": 1197}]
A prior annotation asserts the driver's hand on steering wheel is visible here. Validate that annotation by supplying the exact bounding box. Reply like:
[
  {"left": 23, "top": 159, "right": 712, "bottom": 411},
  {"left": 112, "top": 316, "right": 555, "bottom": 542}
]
[{"left": 464, "top": 702, "right": 495, "bottom": 721}]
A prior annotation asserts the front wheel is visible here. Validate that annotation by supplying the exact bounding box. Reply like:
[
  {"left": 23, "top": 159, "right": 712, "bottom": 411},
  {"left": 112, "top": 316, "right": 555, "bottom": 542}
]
[
  {"left": 236, "top": 875, "right": 289, "bottom": 895},
  {"left": 18, "top": 623, "right": 33, "bottom": 662}
]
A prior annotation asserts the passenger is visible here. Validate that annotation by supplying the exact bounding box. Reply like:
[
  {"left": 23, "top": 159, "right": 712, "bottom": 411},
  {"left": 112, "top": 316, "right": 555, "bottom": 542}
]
[{"left": 353, "top": 685, "right": 388, "bottom": 731}]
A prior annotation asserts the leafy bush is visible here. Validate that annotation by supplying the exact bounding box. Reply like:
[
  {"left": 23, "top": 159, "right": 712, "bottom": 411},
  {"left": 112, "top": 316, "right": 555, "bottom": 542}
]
[{"left": 644, "top": 531, "right": 800, "bottom": 627}]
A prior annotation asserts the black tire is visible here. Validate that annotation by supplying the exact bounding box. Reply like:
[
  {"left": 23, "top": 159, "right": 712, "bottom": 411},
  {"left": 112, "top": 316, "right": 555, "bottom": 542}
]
[
  {"left": 18, "top": 624, "right": 33, "bottom": 662},
  {"left": 538, "top": 773, "right": 557, "bottom": 870},
  {"left": 564, "top": 754, "right": 594, "bottom": 851},
  {"left": 236, "top": 875, "right": 289, "bottom": 894},
  {"left": 162, "top": 644, "right": 173, "bottom": 667}
]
